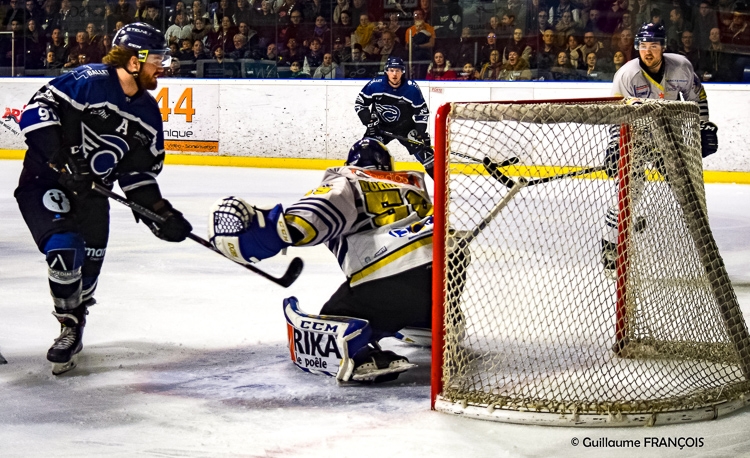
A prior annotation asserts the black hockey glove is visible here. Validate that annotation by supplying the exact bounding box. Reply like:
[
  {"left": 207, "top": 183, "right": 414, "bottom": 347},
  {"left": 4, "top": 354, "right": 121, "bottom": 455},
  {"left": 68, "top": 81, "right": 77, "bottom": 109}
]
[
  {"left": 49, "top": 149, "right": 93, "bottom": 196},
  {"left": 365, "top": 114, "right": 380, "bottom": 138},
  {"left": 700, "top": 121, "right": 718, "bottom": 158},
  {"left": 142, "top": 199, "right": 193, "bottom": 243}
]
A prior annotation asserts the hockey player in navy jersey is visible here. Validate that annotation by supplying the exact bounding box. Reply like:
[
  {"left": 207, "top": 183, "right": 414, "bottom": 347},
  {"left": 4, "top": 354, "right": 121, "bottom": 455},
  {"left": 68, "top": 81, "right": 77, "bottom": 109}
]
[
  {"left": 354, "top": 57, "right": 434, "bottom": 178},
  {"left": 601, "top": 22, "right": 719, "bottom": 272},
  {"left": 208, "top": 138, "right": 467, "bottom": 384},
  {"left": 14, "top": 23, "right": 193, "bottom": 375}
]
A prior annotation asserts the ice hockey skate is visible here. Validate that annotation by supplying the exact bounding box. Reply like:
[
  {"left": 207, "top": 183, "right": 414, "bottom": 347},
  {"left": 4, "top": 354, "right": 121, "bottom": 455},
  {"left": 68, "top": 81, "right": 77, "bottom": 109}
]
[
  {"left": 349, "top": 344, "right": 416, "bottom": 383},
  {"left": 47, "top": 300, "right": 92, "bottom": 375}
]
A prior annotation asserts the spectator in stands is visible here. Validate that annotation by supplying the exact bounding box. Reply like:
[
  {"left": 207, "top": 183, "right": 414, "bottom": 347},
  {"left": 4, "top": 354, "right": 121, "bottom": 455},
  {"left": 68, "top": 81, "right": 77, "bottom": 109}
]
[
  {"left": 331, "top": 37, "right": 348, "bottom": 63},
  {"left": 234, "top": 0, "right": 254, "bottom": 28},
  {"left": 504, "top": 28, "right": 533, "bottom": 65},
  {"left": 693, "top": 2, "right": 718, "bottom": 50},
  {"left": 566, "top": 34, "right": 585, "bottom": 69},
  {"left": 24, "top": 0, "right": 43, "bottom": 28},
  {"left": 132, "top": 0, "right": 147, "bottom": 22},
  {"left": 580, "top": 31, "right": 606, "bottom": 60},
  {"left": 188, "top": 38, "right": 210, "bottom": 61},
  {"left": 24, "top": 19, "right": 46, "bottom": 68},
  {"left": 454, "top": 26, "right": 477, "bottom": 67},
  {"left": 59, "top": 0, "right": 80, "bottom": 34},
  {"left": 213, "top": 15, "right": 239, "bottom": 52},
  {"left": 333, "top": 0, "right": 351, "bottom": 25},
  {"left": 304, "top": 0, "right": 330, "bottom": 27},
  {"left": 212, "top": 45, "right": 228, "bottom": 64},
  {"left": 306, "top": 37, "right": 325, "bottom": 66},
  {"left": 433, "top": 0, "right": 463, "bottom": 55},
  {"left": 549, "top": 0, "right": 579, "bottom": 26},
  {"left": 550, "top": 50, "right": 579, "bottom": 80},
  {"left": 46, "top": 27, "right": 67, "bottom": 63},
  {"left": 177, "top": 37, "right": 194, "bottom": 58},
  {"left": 253, "top": 0, "right": 277, "bottom": 46},
  {"left": 237, "top": 21, "right": 260, "bottom": 49},
  {"left": 611, "top": 28, "right": 634, "bottom": 62},
  {"left": 725, "top": 6, "right": 750, "bottom": 50},
  {"left": 458, "top": 61, "right": 480, "bottom": 80},
  {"left": 416, "top": 0, "right": 432, "bottom": 26},
  {"left": 191, "top": 0, "right": 209, "bottom": 22},
  {"left": 166, "top": 57, "right": 181, "bottom": 76},
  {"left": 266, "top": 42, "right": 283, "bottom": 63},
  {"left": 350, "top": 13, "right": 373, "bottom": 49},
  {"left": 3, "top": 0, "right": 25, "bottom": 31},
  {"left": 426, "top": 49, "right": 457, "bottom": 80},
  {"left": 480, "top": 48, "right": 503, "bottom": 79},
  {"left": 650, "top": 8, "right": 663, "bottom": 26},
  {"left": 678, "top": 30, "right": 701, "bottom": 71},
  {"left": 166, "top": 12, "right": 193, "bottom": 46},
  {"left": 66, "top": 30, "right": 91, "bottom": 66},
  {"left": 701, "top": 27, "right": 734, "bottom": 81},
  {"left": 405, "top": 9, "right": 435, "bottom": 78},
  {"left": 479, "top": 31, "right": 500, "bottom": 66},
  {"left": 505, "top": 0, "right": 527, "bottom": 35},
  {"left": 668, "top": 7, "right": 691, "bottom": 51},
  {"left": 280, "top": 36, "right": 305, "bottom": 65},
  {"left": 584, "top": 50, "right": 606, "bottom": 80},
  {"left": 44, "top": 49, "right": 64, "bottom": 69},
  {"left": 610, "top": 50, "right": 625, "bottom": 73},
  {"left": 310, "top": 15, "right": 331, "bottom": 51},
  {"left": 313, "top": 52, "right": 341, "bottom": 78},
  {"left": 288, "top": 60, "right": 312, "bottom": 78},
  {"left": 633, "top": 0, "right": 650, "bottom": 27},
  {"left": 554, "top": 11, "right": 580, "bottom": 47},
  {"left": 229, "top": 32, "right": 252, "bottom": 58},
  {"left": 343, "top": 43, "right": 374, "bottom": 78},
  {"left": 613, "top": 11, "right": 634, "bottom": 36},
  {"left": 385, "top": 11, "right": 404, "bottom": 45},
  {"left": 527, "top": 0, "right": 548, "bottom": 35},
  {"left": 144, "top": 2, "right": 163, "bottom": 30},
  {"left": 583, "top": 9, "right": 604, "bottom": 34},
  {"left": 279, "top": 8, "right": 312, "bottom": 47},
  {"left": 332, "top": 10, "right": 354, "bottom": 46},
  {"left": 532, "top": 9, "right": 551, "bottom": 36},
  {"left": 211, "top": 0, "right": 235, "bottom": 29},
  {"left": 499, "top": 49, "right": 531, "bottom": 80},
  {"left": 274, "top": 0, "right": 297, "bottom": 24},
  {"left": 40, "top": 0, "right": 61, "bottom": 36},
  {"left": 373, "top": 30, "right": 406, "bottom": 72},
  {"left": 169, "top": 1, "right": 188, "bottom": 24},
  {"left": 601, "top": 0, "right": 625, "bottom": 35},
  {"left": 191, "top": 17, "right": 211, "bottom": 46},
  {"left": 536, "top": 27, "right": 559, "bottom": 76}
]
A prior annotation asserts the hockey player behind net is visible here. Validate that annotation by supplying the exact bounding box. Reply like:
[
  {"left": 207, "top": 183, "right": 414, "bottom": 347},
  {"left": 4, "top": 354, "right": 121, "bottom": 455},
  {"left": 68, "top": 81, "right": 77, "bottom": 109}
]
[
  {"left": 208, "top": 138, "right": 466, "bottom": 383},
  {"left": 601, "top": 22, "right": 719, "bottom": 273},
  {"left": 14, "top": 23, "right": 193, "bottom": 375}
]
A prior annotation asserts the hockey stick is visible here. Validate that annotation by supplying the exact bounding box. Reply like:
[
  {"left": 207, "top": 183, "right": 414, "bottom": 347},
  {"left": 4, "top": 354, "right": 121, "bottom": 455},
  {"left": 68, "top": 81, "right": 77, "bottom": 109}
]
[
  {"left": 379, "top": 130, "right": 484, "bottom": 163},
  {"left": 92, "top": 183, "right": 304, "bottom": 288},
  {"left": 460, "top": 176, "right": 528, "bottom": 246},
  {"left": 483, "top": 156, "right": 606, "bottom": 188}
]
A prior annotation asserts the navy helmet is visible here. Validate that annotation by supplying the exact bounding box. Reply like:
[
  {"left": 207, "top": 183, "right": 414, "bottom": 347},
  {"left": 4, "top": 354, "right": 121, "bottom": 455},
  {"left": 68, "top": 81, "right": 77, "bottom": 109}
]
[
  {"left": 112, "top": 22, "right": 171, "bottom": 66},
  {"left": 385, "top": 56, "right": 406, "bottom": 72},
  {"left": 346, "top": 138, "right": 393, "bottom": 171},
  {"left": 634, "top": 22, "right": 666, "bottom": 50}
]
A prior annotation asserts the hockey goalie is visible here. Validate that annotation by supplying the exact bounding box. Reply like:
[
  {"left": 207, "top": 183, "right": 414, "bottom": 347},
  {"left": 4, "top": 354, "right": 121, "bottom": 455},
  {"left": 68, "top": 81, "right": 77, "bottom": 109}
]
[{"left": 208, "top": 138, "right": 464, "bottom": 384}]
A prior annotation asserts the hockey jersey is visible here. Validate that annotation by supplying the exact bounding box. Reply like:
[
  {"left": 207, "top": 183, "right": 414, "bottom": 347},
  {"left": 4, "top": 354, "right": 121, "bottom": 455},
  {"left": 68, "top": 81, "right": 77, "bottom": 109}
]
[
  {"left": 611, "top": 54, "right": 709, "bottom": 120},
  {"left": 285, "top": 166, "right": 433, "bottom": 287},
  {"left": 354, "top": 76, "right": 430, "bottom": 136},
  {"left": 19, "top": 64, "right": 166, "bottom": 198}
]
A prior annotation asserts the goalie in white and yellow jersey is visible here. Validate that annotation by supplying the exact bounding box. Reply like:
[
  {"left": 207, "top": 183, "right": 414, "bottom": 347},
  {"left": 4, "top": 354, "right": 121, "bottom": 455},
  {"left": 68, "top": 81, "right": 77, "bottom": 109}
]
[{"left": 208, "top": 138, "right": 465, "bottom": 384}]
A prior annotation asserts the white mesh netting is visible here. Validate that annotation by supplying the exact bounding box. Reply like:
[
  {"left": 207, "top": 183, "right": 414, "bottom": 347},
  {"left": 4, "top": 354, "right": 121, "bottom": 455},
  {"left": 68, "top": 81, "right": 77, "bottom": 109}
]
[{"left": 435, "top": 99, "right": 750, "bottom": 426}]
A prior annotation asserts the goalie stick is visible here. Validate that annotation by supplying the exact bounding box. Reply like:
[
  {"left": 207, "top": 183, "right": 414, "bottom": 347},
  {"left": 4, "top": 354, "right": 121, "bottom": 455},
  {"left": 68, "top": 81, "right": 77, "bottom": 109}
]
[
  {"left": 92, "top": 183, "right": 304, "bottom": 288},
  {"left": 483, "top": 156, "right": 606, "bottom": 188}
]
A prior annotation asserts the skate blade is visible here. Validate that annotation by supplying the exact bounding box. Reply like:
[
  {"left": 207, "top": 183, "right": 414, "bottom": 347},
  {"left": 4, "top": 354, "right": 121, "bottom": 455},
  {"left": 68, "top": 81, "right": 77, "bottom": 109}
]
[
  {"left": 51, "top": 355, "right": 79, "bottom": 375},
  {"left": 351, "top": 361, "right": 417, "bottom": 381}
]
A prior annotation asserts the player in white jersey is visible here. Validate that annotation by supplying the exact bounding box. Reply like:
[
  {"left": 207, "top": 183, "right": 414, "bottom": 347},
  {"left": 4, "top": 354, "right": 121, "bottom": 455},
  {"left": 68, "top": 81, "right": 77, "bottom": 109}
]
[
  {"left": 601, "top": 22, "right": 719, "bottom": 271},
  {"left": 208, "top": 139, "right": 466, "bottom": 384}
]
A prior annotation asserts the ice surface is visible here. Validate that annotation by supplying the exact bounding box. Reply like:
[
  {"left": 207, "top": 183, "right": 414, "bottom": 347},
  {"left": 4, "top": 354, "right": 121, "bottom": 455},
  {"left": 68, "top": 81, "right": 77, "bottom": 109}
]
[{"left": 1, "top": 160, "right": 749, "bottom": 457}]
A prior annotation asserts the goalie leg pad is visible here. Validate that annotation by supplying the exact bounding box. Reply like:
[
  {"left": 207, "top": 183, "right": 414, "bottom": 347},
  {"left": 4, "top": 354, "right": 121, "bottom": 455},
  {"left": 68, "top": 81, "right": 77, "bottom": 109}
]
[{"left": 283, "top": 296, "right": 373, "bottom": 380}]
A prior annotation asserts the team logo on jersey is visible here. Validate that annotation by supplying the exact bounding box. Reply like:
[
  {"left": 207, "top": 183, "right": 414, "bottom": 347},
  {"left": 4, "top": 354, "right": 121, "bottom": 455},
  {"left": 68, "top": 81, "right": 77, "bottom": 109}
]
[
  {"left": 80, "top": 123, "right": 130, "bottom": 177},
  {"left": 376, "top": 104, "right": 401, "bottom": 123},
  {"left": 43, "top": 189, "right": 71, "bottom": 213},
  {"left": 634, "top": 84, "right": 650, "bottom": 97}
]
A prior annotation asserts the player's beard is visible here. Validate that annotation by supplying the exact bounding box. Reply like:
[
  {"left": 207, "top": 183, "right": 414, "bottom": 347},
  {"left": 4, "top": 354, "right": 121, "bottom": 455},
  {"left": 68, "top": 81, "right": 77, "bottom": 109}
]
[{"left": 138, "top": 68, "right": 161, "bottom": 91}]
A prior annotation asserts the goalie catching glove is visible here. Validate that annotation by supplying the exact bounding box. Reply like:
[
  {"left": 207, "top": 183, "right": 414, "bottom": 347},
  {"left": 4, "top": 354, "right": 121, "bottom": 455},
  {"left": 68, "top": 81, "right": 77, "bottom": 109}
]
[{"left": 208, "top": 196, "right": 293, "bottom": 264}]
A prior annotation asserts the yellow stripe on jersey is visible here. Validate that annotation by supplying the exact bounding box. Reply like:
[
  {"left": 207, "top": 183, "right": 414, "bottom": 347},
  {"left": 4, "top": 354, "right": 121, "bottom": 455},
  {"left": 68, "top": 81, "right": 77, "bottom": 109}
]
[
  {"left": 349, "top": 235, "right": 432, "bottom": 285},
  {"left": 285, "top": 214, "right": 318, "bottom": 246},
  {"left": 641, "top": 70, "right": 664, "bottom": 92}
]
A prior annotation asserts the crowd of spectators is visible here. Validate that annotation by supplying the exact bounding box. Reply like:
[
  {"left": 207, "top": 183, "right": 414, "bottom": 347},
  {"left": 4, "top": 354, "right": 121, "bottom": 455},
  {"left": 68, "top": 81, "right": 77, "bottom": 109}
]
[{"left": 0, "top": 0, "right": 748, "bottom": 81}]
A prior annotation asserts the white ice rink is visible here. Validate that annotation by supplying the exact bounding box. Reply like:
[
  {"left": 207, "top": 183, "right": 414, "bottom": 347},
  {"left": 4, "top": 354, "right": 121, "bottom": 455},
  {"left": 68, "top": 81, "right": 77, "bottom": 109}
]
[{"left": 1, "top": 159, "right": 750, "bottom": 458}]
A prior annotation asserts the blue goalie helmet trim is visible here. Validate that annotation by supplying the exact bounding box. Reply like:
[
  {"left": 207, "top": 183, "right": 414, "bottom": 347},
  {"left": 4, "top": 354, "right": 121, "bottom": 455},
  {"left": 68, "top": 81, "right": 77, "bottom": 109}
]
[{"left": 346, "top": 137, "right": 394, "bottom": 171}]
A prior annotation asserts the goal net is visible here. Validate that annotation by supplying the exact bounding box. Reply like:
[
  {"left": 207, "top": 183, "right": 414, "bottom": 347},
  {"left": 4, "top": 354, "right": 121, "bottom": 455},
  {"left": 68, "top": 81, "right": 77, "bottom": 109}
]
[{"left": 431, "top": 98, "right": 750, "bottom": 426}]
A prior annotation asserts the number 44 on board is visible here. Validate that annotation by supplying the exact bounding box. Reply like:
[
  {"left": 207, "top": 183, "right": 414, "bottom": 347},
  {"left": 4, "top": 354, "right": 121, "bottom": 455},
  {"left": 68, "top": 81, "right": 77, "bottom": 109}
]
[{"left": 154, "top": 87, "right": 196, "bottom": 123}]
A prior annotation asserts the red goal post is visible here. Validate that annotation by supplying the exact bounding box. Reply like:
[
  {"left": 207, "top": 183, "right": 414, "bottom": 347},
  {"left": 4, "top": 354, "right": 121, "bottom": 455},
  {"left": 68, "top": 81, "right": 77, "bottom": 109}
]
[{"left": 430, "top": 98, "right": 750, "bottom": 426}]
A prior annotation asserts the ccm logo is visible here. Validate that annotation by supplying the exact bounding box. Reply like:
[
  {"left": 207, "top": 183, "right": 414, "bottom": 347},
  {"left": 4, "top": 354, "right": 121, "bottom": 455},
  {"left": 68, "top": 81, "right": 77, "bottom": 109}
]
[{"left": 300, "top": 320, "right": 339, "bottom": 332}]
